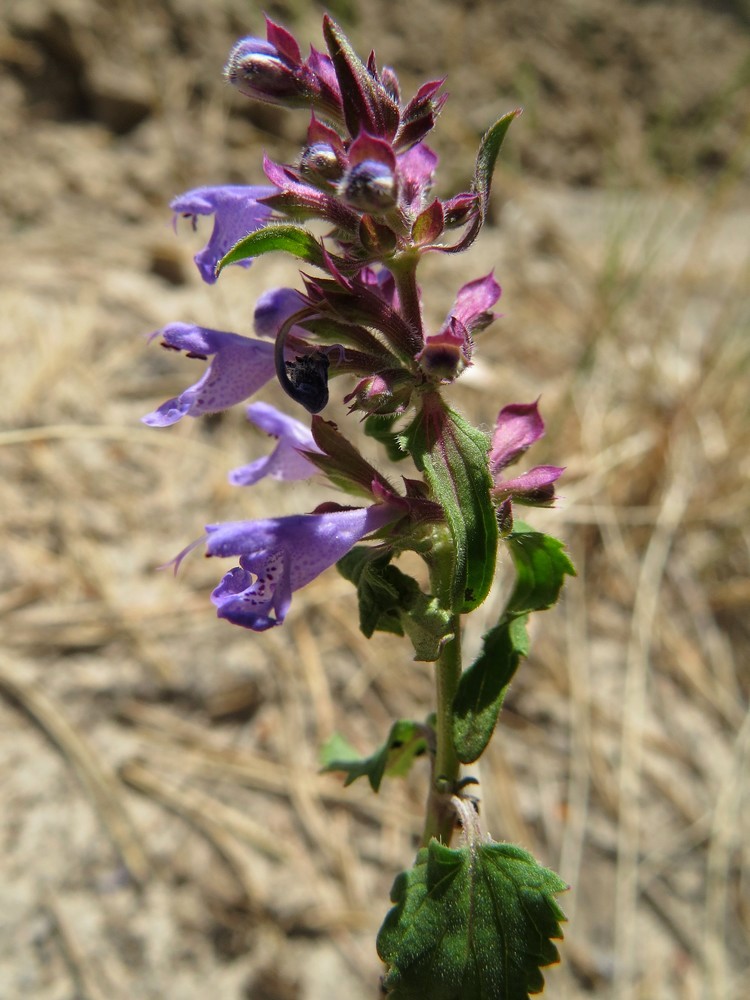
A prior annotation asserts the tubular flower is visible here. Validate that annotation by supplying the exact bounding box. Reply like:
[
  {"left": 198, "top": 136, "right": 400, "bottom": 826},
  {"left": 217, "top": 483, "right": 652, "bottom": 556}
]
[
  {"left": 170, "top": 185, "right": 275, "bottom": 284},
  {"left": 489, "top": 401, "right": 564, "bottom": 506},
  {"left": 417, "top": 273, "right": 501, "bottom": 382},
  {"left": 252, "top": 287, "right": 308, "bottom": 338},
  {"left": 206, "top": 503, "right": 399, "bottom": 630},
  {"left": 229, "top": 402, "right": 321, "bottom": 486},
  {"left": 141, "top": 324, "right": 276, "bottom": 426}
]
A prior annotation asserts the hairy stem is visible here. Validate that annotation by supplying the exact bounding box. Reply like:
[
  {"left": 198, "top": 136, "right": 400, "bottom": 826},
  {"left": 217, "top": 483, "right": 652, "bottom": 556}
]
[
  {"left": 390, "top": 252, "right": 424, "bottom": 343},
  {"left": 421, "top": 616, "right": 462, "bottom": 846}
]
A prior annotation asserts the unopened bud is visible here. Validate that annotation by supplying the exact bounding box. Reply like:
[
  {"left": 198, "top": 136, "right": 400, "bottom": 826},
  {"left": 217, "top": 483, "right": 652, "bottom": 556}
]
[
  {"left": 339, "top": 160, "right": 398, "bottom": 215},
  {"left": 299, "top": 142, "right": 344, "bottom": 186},
  {"left": 343, "top": 370, "right": 413, "bottom": 415},
  {"left": 416, "top": 318, "right": 472, "bottom": 383},
  {"left": 442, "top": 192, "right": 479, "bottom": 229},
  {"left": 224, "top": 37, "right": 303, "bottom": 105}
]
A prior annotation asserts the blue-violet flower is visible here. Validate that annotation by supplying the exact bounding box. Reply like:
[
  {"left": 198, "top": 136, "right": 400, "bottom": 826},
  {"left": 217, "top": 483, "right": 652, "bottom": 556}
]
[{"left": 207, "top": 504, "right": 398, "bottom": 630}]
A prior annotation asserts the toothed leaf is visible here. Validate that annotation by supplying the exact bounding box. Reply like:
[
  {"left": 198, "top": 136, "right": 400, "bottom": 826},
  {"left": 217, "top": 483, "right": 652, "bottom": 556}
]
[{"left": 378, "top": 839, "right": 566, "bottom": 999}]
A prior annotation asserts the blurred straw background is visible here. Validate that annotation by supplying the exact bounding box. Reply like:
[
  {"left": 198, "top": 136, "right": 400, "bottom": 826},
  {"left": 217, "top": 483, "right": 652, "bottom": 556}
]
[{"left": 1, "top": 1, "right": 748, "bottom": 997}]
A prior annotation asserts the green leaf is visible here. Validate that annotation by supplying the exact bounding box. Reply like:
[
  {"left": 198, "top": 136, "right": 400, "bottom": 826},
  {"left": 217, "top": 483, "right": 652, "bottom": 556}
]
[
  {"left": 452, "top": 528, "right": 574, "bottom": 763},
  {"left": 406, "top": 395, "right": 497, "bottom": 613},
  {"left": 216, "top": 224, "right": 326, "bottom": 274},
  {"left": 452, "top": 616, "right": 528, "bottom": 763},
  {"left": 337, "top": 547, "right": 404, "bottom": 637},
  {"left": 364, "top": 415, "right": 408, "bottom": 462},
  {"left": 337, "top": 546, "right": 453, "bottom": 659},
  {"left": 320, "top": 720, "right": 428, "bottom": 792},
  {"left": 472, "top": 109, "right": 521, "bottom": 219},
  {"left": 505, "top": 523, "right": 576, "bottom": 616},
  {"left": 378, "top": 839, "right": 566, "bottom": 999}
]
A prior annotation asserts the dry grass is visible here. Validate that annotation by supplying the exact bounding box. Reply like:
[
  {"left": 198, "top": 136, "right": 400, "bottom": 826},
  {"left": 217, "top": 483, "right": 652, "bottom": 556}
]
[{"left": 1, "top": 1, "right": 749, "bottom": 998}]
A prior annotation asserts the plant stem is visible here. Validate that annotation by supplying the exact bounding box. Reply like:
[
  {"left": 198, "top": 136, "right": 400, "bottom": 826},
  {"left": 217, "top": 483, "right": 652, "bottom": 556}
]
[
  {"left": 389, "top": 252, "right": 424, "bottom": 344},
  {"left": 421, "top": 615, "right": 462, "bottom": 846}
]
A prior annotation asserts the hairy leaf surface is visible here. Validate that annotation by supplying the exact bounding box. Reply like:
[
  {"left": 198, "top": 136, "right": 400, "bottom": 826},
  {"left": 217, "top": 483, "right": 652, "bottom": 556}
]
[{"left": 378, "top": 839, "right": 566, "bottom": 999}]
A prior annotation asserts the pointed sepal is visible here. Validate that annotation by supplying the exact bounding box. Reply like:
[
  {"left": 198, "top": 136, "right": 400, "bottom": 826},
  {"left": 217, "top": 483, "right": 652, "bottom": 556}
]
[
  {"left": 306, "top": 416, "right": 394, "bottom": 497},
  {"left": 322, "top": 15, "right": 399, "bottom": 140}
]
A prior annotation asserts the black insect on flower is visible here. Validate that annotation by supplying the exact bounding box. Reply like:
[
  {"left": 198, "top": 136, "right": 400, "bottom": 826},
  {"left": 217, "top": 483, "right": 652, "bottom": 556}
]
[{"left": 284, "top": 352, "right": 330, "bottom": 413}]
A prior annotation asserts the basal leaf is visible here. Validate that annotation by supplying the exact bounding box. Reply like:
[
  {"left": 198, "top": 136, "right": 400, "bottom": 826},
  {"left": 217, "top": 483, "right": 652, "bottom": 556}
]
[
  {"left": 320, "top": 720, "right": 428, "bottom": 792},
  {"left": 216, "top": 224, "right": 326, "bottom": 274},
  {"left": 378, "top": 839, "right": 566, "bottom": 999}
]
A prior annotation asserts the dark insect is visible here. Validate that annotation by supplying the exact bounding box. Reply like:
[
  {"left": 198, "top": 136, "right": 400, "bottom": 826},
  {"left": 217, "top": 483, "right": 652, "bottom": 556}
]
[{"left": 284, "top": 352, "right": 330, "bottom": 414}]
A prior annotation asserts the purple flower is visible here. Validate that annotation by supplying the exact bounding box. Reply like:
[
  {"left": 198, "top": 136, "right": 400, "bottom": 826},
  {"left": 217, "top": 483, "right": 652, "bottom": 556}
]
[
  {"left": 253, "top": 287, "right": 308, "bottom": 338},
  {"left": 397, "top": 143, "right": 438, "bottom": 215},
  {"left": 171, "top": 185, "right": 275, "bottom": 284},
  {"left": 489, "top": 401, "right": 564, "bottom": 506},
  {"left": 207, "top": 504, "right": 398, "bottom": 630},
  {"left": 417, "top": 273, "right": 501, "bottom": 381},
  {"left": 229, "top": 402, "right": 321, "bottom": 486},
  {"left": 450, "top": 272, "right": 501, "bottom": 334},
  {"left": 142, "top": 323, "right": 276, "bottom": 426}
]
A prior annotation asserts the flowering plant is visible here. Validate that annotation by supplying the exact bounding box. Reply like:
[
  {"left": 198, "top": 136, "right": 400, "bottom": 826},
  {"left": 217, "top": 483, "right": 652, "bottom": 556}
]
[{"left": 145, "top": 15, "right": 573, "bottom": 997}]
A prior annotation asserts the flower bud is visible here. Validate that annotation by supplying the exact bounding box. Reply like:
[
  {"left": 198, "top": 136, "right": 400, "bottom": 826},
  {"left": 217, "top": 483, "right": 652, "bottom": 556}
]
[
  {"left": 343, "top": 370, "right": 413, "bottom": 415},
  {"left": 224, "top": 37, "right": 305, "bottom": 106},
  {"left": 442, "top": 192, "right": 479, "bottom": 229},
  {"left": 299, "top": 142, "right": 344, "bottom": 186},
  {"left": 416, "top": 318, "right": 472, "bottom": 383},
  {"left": 339, "top": 160, "right": 398, "bottom": 215}
]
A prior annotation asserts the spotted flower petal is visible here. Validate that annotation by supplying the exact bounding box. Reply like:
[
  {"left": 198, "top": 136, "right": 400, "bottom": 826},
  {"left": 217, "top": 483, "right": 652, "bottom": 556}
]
[
  {"left": 206, "top": 504, "right": 397, "bottom": 630},
  {"left": 171, "top": 185, "right": 275, "bottom": 284},
  {"left": 142, "top": 323, "right": 276, "bottom": 426},
  {"left": 229, "top": 402, "right": 321, "bottom": 486}
]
